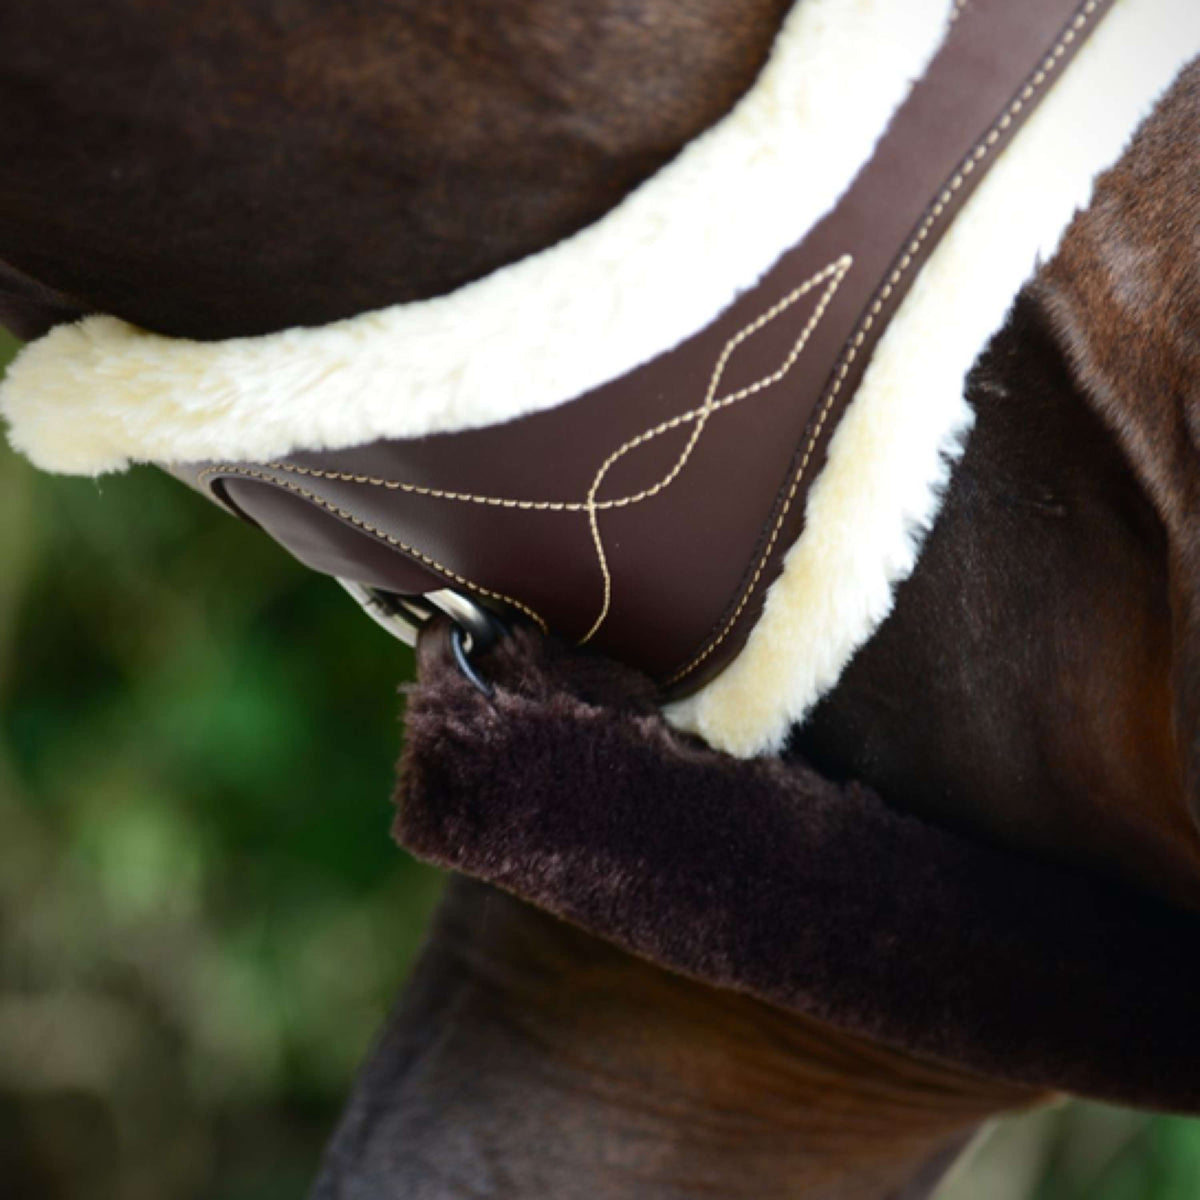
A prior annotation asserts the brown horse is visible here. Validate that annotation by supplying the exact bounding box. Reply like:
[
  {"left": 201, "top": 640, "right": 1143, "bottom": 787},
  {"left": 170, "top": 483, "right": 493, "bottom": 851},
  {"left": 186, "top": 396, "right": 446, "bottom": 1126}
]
[{"left": 1, "top": 2, "right": 1198, "bottom": 1196}]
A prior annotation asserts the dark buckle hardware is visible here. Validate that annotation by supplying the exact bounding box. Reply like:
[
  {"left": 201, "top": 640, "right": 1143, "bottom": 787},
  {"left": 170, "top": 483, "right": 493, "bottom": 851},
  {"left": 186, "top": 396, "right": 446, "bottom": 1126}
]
[{"left": 337, "top": 579, "right": 503, "bottom": 696}]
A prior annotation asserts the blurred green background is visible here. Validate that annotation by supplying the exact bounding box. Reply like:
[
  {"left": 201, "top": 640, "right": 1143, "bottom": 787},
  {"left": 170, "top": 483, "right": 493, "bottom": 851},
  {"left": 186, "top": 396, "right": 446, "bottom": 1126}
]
[
  {"left": 0, "top": 332, "right": 443, "bottom": 1197},
  {"left": 1, "top": 330, "right": 1199, "bottom": 1198}
]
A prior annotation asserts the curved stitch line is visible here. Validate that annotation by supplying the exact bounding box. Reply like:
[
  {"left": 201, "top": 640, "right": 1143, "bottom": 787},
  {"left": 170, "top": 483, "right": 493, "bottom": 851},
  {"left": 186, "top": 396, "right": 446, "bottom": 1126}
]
[
  {"left": 257, "top": 255, "right": 850, "bottom": 648},
  {"left": 663, "top": 0, "right": 1100, "bottom": 688},
  {"left": 266, "top": 257, "right": 852, "bottom": 517},
  {"left": 579, "top": 255, "right": 852, "bottom": 644},
  {"left": 195, "top": 465, "right": 548, "bottom": 632}
]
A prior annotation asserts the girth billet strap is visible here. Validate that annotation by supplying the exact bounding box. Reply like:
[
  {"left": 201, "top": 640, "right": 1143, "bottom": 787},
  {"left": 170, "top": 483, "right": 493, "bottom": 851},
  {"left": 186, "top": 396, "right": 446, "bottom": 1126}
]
[{"left": 178, "top": 0, "right": 1113, "bottom": 697}]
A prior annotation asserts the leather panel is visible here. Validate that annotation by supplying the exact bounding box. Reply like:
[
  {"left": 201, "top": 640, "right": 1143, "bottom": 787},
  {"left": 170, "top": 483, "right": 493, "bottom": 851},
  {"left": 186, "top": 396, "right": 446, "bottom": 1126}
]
[{"left": 179, "top": 0, "right": 1112, "bottom": 695}]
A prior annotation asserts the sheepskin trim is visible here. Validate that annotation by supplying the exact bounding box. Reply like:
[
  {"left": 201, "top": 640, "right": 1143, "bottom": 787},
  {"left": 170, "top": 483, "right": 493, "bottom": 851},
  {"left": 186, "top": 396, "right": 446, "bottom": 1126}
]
[
  {"left": 666, "top": 0, "right": 1200, "bottom": 756},
  {"left": 0, "top": 0, "right": 953, "bottom": 475}
]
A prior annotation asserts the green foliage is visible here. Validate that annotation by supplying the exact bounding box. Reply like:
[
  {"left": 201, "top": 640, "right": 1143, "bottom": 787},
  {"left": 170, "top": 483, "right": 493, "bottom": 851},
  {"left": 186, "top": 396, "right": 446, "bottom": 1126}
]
[
  {"left": 1041, "top": 1114, "right": 1200, "bottom": 1200},
  {"left": 0, "top": 332, "right": 442, "bottom": 1198}
]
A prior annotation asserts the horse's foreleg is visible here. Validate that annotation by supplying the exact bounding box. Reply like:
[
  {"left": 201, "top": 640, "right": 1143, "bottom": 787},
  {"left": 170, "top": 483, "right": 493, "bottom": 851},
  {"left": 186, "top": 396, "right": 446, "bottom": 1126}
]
[{"left": 311, "top": 877, "right": 1019, "bottom": 1200}]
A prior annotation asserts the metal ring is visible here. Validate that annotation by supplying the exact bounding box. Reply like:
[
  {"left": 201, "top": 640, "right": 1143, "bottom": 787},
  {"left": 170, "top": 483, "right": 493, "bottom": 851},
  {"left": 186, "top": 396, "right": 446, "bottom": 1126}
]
[
  {"left": 450, "top": 624, "right": 495, "bottom": 698},
  {"left": 338, "top": 578, "right": 504, "bottom": 697},
  {"left": 337, "top": 580, "right": 505, "bottom": 651},
  {"left": 431, "top": 591, "right": 503, "bottom": 655}
]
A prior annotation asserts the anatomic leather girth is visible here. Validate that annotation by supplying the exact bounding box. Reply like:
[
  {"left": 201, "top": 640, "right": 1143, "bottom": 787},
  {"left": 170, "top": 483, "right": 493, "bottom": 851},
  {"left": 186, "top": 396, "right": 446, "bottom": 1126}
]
[{"left": 177, "top": 0, "right": 1112, "bottom": 696}]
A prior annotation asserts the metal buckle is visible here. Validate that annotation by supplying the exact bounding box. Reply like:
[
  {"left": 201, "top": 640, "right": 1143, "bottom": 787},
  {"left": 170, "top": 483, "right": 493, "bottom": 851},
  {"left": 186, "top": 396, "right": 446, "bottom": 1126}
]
[{"left": 337, "top": 579, "right": 503, "bottom": 695}]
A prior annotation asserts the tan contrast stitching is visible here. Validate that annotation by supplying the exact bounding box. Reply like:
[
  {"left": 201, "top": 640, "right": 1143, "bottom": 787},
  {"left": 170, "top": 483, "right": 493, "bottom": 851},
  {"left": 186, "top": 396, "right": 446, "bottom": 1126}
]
[
  {"left": 256, "top": 256, "right": 850, "bottom": 645},
  {"left": 578, "top": 256, "right": 851, "bottom": 643},
  {"left": 663, "top": 0, "right": 1099, "bottom": 687},
  {"left": 265, "top": 257, "right": 851, "bottom": 517},
  {"left": 195, "top": 465, "right": 548, "bottom": 631}
]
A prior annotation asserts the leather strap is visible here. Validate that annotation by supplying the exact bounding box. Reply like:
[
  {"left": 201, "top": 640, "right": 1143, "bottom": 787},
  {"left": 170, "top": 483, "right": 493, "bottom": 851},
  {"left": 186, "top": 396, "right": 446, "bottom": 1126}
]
[{"left": 176, "top": 0, "right": 1113, "bottom": 696}]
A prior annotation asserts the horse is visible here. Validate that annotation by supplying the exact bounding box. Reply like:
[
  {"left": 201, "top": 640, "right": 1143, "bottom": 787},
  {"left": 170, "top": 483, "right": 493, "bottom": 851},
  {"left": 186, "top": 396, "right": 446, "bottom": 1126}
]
[{"left": 1, "top": 1, "right": 1198, "bottom": 1196}]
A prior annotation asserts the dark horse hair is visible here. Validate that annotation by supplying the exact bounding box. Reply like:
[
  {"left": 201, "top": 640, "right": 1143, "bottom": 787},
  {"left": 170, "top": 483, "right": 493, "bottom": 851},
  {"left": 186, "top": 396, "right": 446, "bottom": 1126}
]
[{"left": 0, "top": 0, "right": 791, "bottom": 338}]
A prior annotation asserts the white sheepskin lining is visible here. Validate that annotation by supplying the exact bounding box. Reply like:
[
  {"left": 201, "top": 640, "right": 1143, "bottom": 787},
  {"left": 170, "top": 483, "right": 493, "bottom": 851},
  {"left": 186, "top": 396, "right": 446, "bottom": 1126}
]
[
  {"left": 2, "top": 0, "right": 1196, "bottom": 759},
  {"left": 0, "top": 0, "right": 953, "bottom": 473},
  {"left": 667, "top": 0, "right": 1200, "bottom": 754}
]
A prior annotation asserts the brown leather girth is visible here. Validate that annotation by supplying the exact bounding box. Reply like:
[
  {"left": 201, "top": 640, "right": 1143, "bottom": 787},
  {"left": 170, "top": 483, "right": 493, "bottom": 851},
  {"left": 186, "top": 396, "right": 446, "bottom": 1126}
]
[{"left": 176, "top": 0, "right": 1112, "bottom": 696}]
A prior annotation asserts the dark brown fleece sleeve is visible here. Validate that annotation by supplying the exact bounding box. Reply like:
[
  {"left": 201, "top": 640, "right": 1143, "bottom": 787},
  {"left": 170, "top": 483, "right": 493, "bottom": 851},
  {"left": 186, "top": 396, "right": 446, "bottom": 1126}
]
[{"left": 394, "top": 622, "right": 1200, "bottom": 1113}]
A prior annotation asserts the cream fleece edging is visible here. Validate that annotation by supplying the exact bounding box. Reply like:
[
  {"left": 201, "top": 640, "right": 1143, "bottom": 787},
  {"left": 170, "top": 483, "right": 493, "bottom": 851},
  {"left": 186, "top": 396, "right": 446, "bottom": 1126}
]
[
  {"left": 2, "top": 0, "right": 1195, "bottom": 759},
  {"left": 667, "top": 0, "right": 1200, "bottom": 754},
  {"left": 0, "top": 0, "right": 952, "bottom": 474}
]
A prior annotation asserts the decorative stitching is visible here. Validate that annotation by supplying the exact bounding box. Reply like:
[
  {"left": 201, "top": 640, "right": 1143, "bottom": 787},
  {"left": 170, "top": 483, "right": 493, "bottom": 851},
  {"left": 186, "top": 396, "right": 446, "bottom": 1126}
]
[
  {"left": 579, "top": 256, "right": 851, "bottom": 643},
  {"left": 266, "top": 257, "right": 851, "bottom": 516},
  {"left": 195, "top": 465, "right": 548, "bottom": 631},
  {"left": 251, "top": 256, "right": 850, "bottom": 644},
  {"left": 663, "top": 0, "right": 1099, "bottom": 687}
]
